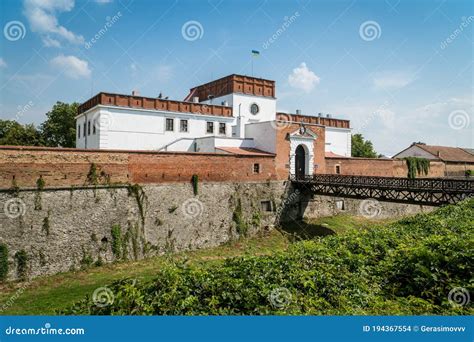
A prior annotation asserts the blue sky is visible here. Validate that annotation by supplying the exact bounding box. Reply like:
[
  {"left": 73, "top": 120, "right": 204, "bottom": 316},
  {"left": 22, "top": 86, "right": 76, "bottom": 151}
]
[{"left": 0, "top": 0, "right": 472, "bottom": 155}]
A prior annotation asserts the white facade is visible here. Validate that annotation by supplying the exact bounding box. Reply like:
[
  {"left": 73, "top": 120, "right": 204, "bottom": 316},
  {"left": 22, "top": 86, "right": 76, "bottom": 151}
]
[
  {"left": 324, "top": 127, "right": 352, "bottom": 157},
  {"left": 202, "top": 93, "right": 277, "bottom": 137},
  {"left": 245, "top": 121, "right": 277, "bottom": 154},
  {"left": 76, "top": 78, "right": 352, "bottom": 160},
  {"left": 76, "top": 105, "right": 234, "bottom": 150}
]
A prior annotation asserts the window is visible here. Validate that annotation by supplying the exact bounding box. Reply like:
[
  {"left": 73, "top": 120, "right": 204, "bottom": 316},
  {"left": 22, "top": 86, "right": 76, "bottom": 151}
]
[
  {"left": 83, "top": 122, "right": 86, "bottom": 137},
  {"left": 219, "top": 123, "right": 226, "bottom": 135},
  {"left": 87, "top": 121, "right": 91, "bottom": 135},
  {"left": 180, "top": 119, "right": 188, "bottom": 132},
  {"left": 335, "top": 165, "right": 341, "bottom": 174},
  {"left": 206, "top": 121, "right": 214, "bottom": 134},
  {"left": 336, "top": 200, "right": 345, "bottom": 210},
  {"left": 93, "top": 120, "right": 96, "bottom": 134},
  {"left": 165, "top": 118, "right": 174, "bottom": 131},
  {"left": 260, "top": 201, "right": 273, "bottom": 212},
  {"left": 253, "top": 163, "right": 260, "bottom": 174},
  {"left": 250, "top": 103, "right": 259, "bottom": 115},
  {"left": 77, "top": 125, "right": 81, "bottom": 138}
]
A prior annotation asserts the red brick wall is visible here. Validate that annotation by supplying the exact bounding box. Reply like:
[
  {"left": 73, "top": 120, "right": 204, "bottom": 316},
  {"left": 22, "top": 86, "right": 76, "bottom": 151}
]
[
  {"left": 326, "top": 157, "right": 446, "bottom": 178},
  {"left": 0, "top": 147, "right": 277, "bottom": 189},
  {"left": 274, "top": 123, "right": 326, "bottom": 179}
]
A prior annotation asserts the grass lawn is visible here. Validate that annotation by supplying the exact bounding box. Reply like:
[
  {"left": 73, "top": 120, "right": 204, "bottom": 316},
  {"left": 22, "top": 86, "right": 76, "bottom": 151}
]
[
  {"left": 280, "top": 214, "right": 394, "bottom": 240},
  {"left": 0, "top": 215, "right": 388, "bottom": 315}
]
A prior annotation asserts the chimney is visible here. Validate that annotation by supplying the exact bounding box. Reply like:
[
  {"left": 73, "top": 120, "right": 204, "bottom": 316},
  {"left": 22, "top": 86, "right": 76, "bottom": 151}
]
[
  {"left": 193, "top": 96, "right": 199, "bottom": 103},
  {"left": 132, "top": 90, "right": 140, "bottom": 96},
  {"left": 437, "top": 151, "right": 441, "bottom": 158},
  {"left": 296, "top": 109, "right": 302, "bottom": 115}
]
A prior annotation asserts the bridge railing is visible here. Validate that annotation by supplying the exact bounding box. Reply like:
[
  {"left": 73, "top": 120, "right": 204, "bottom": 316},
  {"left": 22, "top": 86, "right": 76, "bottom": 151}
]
[{"left": 291, "top": 174, "right": 474, "bottom": 193}]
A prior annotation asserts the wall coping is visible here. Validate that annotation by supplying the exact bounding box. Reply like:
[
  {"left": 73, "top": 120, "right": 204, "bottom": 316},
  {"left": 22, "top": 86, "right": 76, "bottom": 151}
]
[
  {"left": 0, "top": 145, "right": 275, "bottom": 158},
  {"left": 325, "top": 156, "right": 395, "bottom": 161}
]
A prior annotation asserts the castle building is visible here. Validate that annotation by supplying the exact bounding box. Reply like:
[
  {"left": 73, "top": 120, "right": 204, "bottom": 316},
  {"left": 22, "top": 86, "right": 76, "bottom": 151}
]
[{"left": 76, "top": 74, "right": 351, "bottom": 178}]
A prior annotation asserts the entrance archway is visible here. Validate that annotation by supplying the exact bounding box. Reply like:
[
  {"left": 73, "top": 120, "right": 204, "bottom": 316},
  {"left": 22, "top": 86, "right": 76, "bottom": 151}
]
[{"left": 295, "top": 144, "right": 306, "bottom": 179}]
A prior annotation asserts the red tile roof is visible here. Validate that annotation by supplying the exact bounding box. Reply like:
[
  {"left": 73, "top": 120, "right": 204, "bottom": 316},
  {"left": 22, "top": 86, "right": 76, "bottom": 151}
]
[
  {"left": 215, "top": 147, "right": 274, "bottom": 156},
  {"left": 415, "top": 144, "right": 474, "bottom": 163},
  {"left": 325, "top": 151, "right": 346, "bottom": 158}
]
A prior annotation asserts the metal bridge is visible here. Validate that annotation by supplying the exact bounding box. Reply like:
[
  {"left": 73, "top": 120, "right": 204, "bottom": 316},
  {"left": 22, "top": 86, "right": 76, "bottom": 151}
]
[{"left": 291, "top": 174, "right": 474, "bottom": 205}]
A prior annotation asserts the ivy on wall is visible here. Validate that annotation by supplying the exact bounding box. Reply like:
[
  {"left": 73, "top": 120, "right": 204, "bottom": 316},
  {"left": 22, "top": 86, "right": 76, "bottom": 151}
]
[
  {"left": 233, "top": 198, "right": 248, "bottom": 237},
  {"left": 34, "top": 176, "right": 45, "bottom": 210},
  {"left": 127, "top": 184, "right": 147, "bottom": 225},
  {"left": 111, "top": 224, "right": 122, "bottom": 260},
  {"left": 0, "top": 244, "right": 8, "bottom": 281},
  {"left": 191, "top": 174, "right": 199, "bottom": 196},
  {"left": 404, "top": 157, "right": 430, "bottom": 179},
  {"left": 14, "top": 250, "right": 28, "bottom": 280}
]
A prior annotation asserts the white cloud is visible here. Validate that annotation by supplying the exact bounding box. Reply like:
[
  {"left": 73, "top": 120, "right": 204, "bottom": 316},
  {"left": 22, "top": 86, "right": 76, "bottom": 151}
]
[
  {"left": 42, "top": 35, "right": 61, "bottom": 47},
  {"left": 0, "top": 58, "right": 7, "bottom": 68},
  {"left": 154, "top": 65, "right": 173, "bottom": 82},
  {"left": 372, "top": 70, "right": 417, "bottom": 90},
  {"left": 415, "top": 97, "right": 473, "bottom": 119},
  {"left": 288, "top": 62, "right": 320, "bottom": 93},
  {"left": 50, "top": 54, "right": 91, "bottom": 79},
  {"left": 23, "top": 0, "right": 84, "bottom": 47}
]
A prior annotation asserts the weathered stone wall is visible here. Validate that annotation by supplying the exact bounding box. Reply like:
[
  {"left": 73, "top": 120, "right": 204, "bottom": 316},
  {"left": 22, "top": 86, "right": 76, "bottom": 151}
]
[
  {"left": 301, "top": 194, "right": 436, "bottom": 220},
  {"left": 0, "top": 181, "right": 288, "bottom": 281}
]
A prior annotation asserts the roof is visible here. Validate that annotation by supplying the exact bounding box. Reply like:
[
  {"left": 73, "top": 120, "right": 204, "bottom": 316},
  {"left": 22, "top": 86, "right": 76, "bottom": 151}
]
[
  {"left": 325, "top": 151, "right": 346, "bottom": 158},
  {"left": 215, "top": 147, "right": 274, "bottom": 156},
  {"left": 398, "top": 144, "right": 474, "bottom": 163},
  {"left": 462, "top": 148, "right": 474, "bottom": 156}
]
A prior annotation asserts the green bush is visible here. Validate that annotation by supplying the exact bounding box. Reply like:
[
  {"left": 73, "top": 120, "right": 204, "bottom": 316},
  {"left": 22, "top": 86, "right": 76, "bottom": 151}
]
[
  {"left": 0, "top": 244, "right": 8, "bottom": 281},
  {"left": 62, "top": 199, "right": 474, "bottom": 315}
]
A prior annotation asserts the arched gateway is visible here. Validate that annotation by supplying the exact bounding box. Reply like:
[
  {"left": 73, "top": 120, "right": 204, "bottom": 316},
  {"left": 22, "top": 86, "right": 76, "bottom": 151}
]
[
  {"left": 295, "top": 145, "right": 306, "bottom": 179},
  {"left": 289, "top": 125, "right": 317, "bottom": 178}
]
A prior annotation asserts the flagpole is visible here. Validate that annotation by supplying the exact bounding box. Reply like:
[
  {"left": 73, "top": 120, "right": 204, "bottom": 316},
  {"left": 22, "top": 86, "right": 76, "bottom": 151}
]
[{"left": 251, "top": 50, "right": 259, "bottom": 77}]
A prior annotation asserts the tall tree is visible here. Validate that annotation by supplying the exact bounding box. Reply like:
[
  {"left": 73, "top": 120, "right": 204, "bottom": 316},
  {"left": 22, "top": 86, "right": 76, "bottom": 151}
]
[
  {"left": 40, "top": 102, "right": 78, "bottom": 147},
  {"left": 351, "top": 133, "right": 378, "bottom": 158},
  {"left": 0, "top": 120, "right": 43, "bottom": 146}
]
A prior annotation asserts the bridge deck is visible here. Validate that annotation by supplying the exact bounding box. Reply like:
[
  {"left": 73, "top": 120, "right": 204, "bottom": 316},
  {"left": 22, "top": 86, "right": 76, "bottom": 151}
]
[{"left": 291, "top": 174, "right": 473, "bottom": 205}]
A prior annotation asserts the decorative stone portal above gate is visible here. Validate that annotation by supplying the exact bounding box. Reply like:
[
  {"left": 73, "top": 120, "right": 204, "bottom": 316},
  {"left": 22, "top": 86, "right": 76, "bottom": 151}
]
[{"left": 289, "top": 125, "right": 317, "bottom": 177}]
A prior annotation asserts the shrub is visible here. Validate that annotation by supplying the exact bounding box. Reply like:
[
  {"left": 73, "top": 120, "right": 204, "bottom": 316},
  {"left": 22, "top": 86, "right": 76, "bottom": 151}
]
[{"left": 61, "top": 199, "right": 474, "bottom": 315}]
